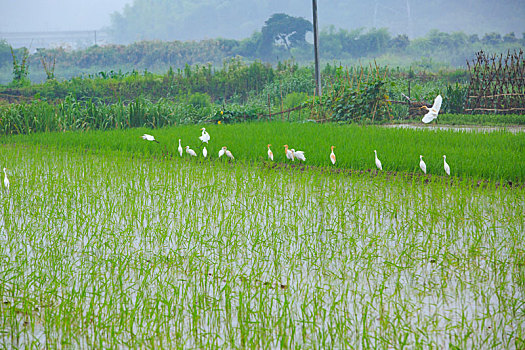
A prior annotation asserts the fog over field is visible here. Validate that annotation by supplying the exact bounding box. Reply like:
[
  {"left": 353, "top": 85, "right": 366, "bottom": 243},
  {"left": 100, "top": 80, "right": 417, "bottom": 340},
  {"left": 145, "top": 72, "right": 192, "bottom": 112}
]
[{"left": 1, "top": 0, "right": 524, "bottom": 41}]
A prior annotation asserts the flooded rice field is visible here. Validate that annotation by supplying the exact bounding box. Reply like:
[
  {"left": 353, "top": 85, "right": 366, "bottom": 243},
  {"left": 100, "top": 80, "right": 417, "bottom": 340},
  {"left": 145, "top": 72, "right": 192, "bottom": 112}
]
[{"left": 0, "top": 146, "right": 524, "bottom": 348}]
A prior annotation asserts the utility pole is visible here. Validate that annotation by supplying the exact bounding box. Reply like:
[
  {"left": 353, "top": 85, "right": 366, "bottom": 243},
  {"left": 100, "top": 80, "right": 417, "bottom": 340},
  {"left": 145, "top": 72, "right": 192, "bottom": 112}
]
[{"left": 312, "top": 0, "right": 321, "bottom": 96}]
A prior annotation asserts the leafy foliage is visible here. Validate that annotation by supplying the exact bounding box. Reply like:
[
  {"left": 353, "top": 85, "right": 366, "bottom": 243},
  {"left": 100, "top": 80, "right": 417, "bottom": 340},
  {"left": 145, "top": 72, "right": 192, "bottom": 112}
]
[
  {"left": 322, "top": 66, "right": 391, "bottom": 122},
  {"left": 9, "top": 47, "right": 30, "bottom": 87}
]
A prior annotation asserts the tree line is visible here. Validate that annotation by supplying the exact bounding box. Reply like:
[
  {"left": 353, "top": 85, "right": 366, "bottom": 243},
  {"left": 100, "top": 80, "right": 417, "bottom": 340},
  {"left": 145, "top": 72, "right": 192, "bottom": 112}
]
[{"left": 1, "top": 13, "right": 524, "bottom": 86}]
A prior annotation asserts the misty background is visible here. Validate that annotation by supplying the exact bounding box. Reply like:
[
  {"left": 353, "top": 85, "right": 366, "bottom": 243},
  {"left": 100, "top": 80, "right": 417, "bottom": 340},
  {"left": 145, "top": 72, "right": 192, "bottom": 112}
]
[
  {"left": 1, "top": 0, "right": 524, "bottom": 85},
  {"left": 1, "top": 0, "right": 524, "bottom": 43}
]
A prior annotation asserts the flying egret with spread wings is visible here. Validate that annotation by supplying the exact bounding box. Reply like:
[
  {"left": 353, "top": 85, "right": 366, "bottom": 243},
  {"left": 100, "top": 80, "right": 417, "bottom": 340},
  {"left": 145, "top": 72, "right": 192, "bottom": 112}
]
[{"left": 421, "top": 95, "right": 442, "bottom": 124}]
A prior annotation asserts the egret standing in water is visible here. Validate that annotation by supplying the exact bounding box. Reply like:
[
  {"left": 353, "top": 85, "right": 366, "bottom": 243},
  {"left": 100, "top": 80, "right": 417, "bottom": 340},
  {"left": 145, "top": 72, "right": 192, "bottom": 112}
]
[
  {"left": 3, "top": 168, "right": 9, "bottom": 193},
  {"left": 330, "top": 146, "right": 336, "bottom": 165},
  {"left": 284, "top": 145, "right": 294, "bottom": 161},
  {"left": 141, "top": 134, "right": 159, "bottom": 143},
  {"left": 267, "top": 144, "right": 274, "bottom": 161},
  {"left": 185, "top": 146, "right": 197, "bottom": 157},
  {"left": 199, "top": 128, "right": 210, "bottom": 143},
  {"left": 443, "top": 155, "right": 451, "bottom": 176},
  {"left": 178, "top": 139, "right": 183, "bottom": 157},
  {"left": 419, "top": 155, "right": 427, "bottom": 174},
  {"left": 421, "top": 95, "right": 442, "bottom": 124},
  {"left": 374, "top": 150, "right": 383, "bottom": 171}
]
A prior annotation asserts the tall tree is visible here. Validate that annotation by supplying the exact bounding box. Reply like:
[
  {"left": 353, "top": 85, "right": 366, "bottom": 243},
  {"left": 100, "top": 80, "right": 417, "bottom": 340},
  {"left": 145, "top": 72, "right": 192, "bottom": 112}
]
[{"left": 259, "top": 13, "right": 313, "bottom": 58}]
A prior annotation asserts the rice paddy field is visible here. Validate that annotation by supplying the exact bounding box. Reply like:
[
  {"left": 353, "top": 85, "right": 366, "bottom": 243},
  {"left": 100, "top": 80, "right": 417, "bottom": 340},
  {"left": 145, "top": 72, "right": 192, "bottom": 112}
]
[{"left": 1, "top": 123, "right": 524, "bottom": 348}]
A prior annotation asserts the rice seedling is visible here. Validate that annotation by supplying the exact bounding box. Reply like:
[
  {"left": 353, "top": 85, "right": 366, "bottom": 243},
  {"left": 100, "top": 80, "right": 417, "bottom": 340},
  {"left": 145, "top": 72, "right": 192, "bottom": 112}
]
[
  {"left": 0, "top": 142, "right": 523, "bottom": 348},
  {"left": 4, "top": 122, "right": 524, "bottom": 182}
]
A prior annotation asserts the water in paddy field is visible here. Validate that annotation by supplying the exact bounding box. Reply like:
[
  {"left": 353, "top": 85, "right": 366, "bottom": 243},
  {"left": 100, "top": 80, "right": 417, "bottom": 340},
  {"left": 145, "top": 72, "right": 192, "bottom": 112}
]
[
  {"left": 0, "top": 146, "right": 524, "bottom": 348},
  {"left": 384, "top": 124, "right": 525, "bottom": 134}
]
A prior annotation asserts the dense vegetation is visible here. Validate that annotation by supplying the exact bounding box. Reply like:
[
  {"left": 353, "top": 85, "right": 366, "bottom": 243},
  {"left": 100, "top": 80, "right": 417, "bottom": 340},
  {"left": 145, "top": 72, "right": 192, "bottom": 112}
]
[
  {"left": 0, "top": 61, "right": 475, "bottom": 134},
  {"left": 2, "top": 57, "right": 524, "bottom": 136}
]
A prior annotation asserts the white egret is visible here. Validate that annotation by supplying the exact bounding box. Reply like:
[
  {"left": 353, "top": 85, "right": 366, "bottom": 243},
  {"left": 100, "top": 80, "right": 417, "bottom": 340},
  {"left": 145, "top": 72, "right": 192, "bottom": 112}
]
[
  {"left": 199, "top": 127, "right": 210, "bottom": 143},
  {"left": 292, "top": 149, "right": 306, "bottom": 162},
  {"left": 225, "top": 148, "right": 234, "bottom": 160},
  {"left": 374, "top": 150, "right": 383, "bottom": 171},
  {"left": 421, "top": 95, "right": 442, "bottom": 124},
  {"left": 178, "top": 139, "right": 183, "bottom": 157},
  {"left": 185, "top": 146, "right": 197, "bottom": 157},
  {"left": 267, "top": 144, "right": 274, "bottom": 161},
  {"left": 330, "top": 146, "right": 336, "bottom": 165},
  {"left": 443, "top": 155, "right": 450, "bottom": 176},
  {"left": 3, "top": 168, "right": 9, "bottom": 193},
  {"left": 141, "top": 134, "right": 159, "bottom": 143},
  {"left": 419, "top": 155, "right": 427, "bottom": 174},
  {"left": 203, "top": 146, "right": 208, "bottom": 158},
  {"left": 220, "top": 146, "right": 234, "bottom": 160},
  {"left": 284, "top": 145, "right": 294, "bottom": 161}
]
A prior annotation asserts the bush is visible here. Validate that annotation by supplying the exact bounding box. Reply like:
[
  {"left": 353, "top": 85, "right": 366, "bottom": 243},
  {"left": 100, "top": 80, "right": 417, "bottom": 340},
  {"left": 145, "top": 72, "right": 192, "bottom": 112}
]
[{"left": 188, "top": 92, "right": 211, "bottom": 108}]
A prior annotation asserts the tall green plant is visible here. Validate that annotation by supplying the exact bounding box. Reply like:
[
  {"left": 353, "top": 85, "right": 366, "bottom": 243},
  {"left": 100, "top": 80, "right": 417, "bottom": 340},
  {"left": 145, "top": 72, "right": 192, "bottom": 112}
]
[{"left": 9, "top": 46, "right": 30, "bottom": 87}]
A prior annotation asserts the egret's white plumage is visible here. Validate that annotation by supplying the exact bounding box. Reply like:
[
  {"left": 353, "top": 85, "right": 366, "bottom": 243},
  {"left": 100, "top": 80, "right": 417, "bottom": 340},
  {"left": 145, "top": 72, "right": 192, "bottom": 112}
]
[
  {"left": 225, "top": 149, "right": 234, "bottom": 160},
  {"left": 443, "top": 155, "right": 450, "bottom": 176},
  {"left": 284, "top": 145, "right": 294, "bottom": 161},
  {"left": 330, "top": 146, "right": 336, "bottom": 165},
  {"left": 421, "top": 95, "right": 442, "bottom": 124},
  {"left": 374, "top": 150, "right": 383, "bottom": 171},
  {"left": 203, "top": 146, "right": 208, "bottom": 158},
  {"left": 199, "top": 128, "right": 210, "bottom": 143},
  {"left": 267, "top": 144, "right": 274, "bottom": 161},
  {"left": 292, "top": 149, "right": 306, "bottom": 162},
  {"left": 419, "top": 155, "right": 427, "bottom": 174},
  {"left": 141, "top": 134, "right": 159, "bottom": 143},
  {"left": 178, "top": 139, "right": 183, "bottom": 157},
  {"left": 220, "top": 146, "right": 234, "bottom": 160},
  {"left": 3, "top": 168, "right": 9, "bottom": 193},
  {"left": 185, "top": 146, "right": 197, "bottom": 157}
]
